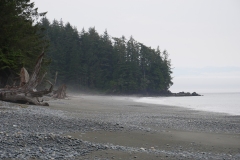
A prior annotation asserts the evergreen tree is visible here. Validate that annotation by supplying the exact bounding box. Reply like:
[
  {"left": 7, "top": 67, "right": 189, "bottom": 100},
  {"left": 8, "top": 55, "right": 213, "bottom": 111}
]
[
  {"left": 162, "top": 50, "right": 173, "bottom": 90},
  {"left": 111, "top": 36, "right": 128, "bottom": 92},
  {"left": 97, "top": 30, "right": 113, "bottom": 90},
  {"left": 139, "top": 44, "right": 151, "bottom": 93},
  {"left": 125, "top": 36, "right": 141, "bottom": 93},
  {"left": 40, "top": 18, "right": 173, "bottom": 94},
  {"left": 0, "top": 0, "right": 47, "bottom": 86}
]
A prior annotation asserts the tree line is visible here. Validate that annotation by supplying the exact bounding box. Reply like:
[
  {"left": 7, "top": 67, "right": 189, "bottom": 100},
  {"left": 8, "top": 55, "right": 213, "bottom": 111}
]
[
  {"left": 0, "top": 0, "right": 47, "bottom": 87},
  {"left": 0, "top": 0, "right": 173, "bottom": 94},
  {"left": 40, "top": 18, "right": 173, "bottom": 94}
]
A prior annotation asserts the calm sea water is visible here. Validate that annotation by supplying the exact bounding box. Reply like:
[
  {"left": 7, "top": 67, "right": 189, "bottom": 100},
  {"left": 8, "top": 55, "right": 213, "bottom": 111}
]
[{"left": 133, "top": 93, "right": 240, "bottom": 115}]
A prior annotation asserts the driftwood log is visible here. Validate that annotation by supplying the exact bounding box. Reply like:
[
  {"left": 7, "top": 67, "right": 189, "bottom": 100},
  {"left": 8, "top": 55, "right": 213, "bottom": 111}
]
[
  {"left": 51, "top": 71, "right": 67, "bottom": 99},
  {"left": 53, "top": 84, "right": 67, "bottom": 99},
  {"left": 0, "top": 52, "right": 53, "bottom": 106}
]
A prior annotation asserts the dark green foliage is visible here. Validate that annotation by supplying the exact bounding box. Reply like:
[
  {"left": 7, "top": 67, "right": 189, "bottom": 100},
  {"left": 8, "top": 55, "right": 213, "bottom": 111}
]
[
  {"left": 0, "top": 0, "right": 47, "bottom": 86},
  {"left": 40, "top": 18, "right": 173, "bottom": 94},
  {"left": 0, "top": 1, "right": 172, "bottom": 94}
]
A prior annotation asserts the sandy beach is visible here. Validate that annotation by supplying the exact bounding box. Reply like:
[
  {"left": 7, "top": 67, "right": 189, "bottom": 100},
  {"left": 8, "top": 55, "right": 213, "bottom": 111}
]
[{"left": 0, "top": 94, "right": 240, "bottom": 159}]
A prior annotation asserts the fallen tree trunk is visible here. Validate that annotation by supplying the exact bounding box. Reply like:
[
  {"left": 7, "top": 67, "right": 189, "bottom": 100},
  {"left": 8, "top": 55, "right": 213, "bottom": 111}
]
[{"left": 0, "top": 52, "right": 53, "bottom": 106}]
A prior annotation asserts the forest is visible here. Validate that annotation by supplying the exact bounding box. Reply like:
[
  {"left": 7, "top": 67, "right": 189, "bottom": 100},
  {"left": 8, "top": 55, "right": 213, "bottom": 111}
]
[{"left": 0, "top": 0, "right": 173, "bottom": 95}]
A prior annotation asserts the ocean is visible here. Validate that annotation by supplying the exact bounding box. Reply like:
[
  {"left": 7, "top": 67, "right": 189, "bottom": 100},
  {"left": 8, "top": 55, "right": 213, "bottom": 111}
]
[{"left": 133, "top": 93, "right": 240, "bottom": 116}]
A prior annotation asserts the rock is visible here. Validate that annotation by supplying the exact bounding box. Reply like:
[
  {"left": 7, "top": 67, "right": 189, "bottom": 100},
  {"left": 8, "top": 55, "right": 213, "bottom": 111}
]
[
  {"left": 173, "top": 91, "right": 202, "bottom": 96},
  {"left": 39, "top": 147, "right": 44, "bottom": 152},
  {"left": 192, "top": 92, "right": 201, "bottom": 96}
]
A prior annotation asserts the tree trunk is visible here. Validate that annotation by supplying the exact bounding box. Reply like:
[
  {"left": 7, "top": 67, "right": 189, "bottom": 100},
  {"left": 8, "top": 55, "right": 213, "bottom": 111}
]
[
  {"left": 53, "top": 84, "right": 67, "bottom": 99},
  {"left": 0, "top": 52, "right": 53, "bottom": 106}
]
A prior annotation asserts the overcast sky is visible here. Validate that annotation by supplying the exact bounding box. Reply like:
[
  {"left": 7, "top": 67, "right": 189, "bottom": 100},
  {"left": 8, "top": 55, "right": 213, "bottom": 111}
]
[{"left": 33, "top": 0, "right": 240, "bottom": 93}]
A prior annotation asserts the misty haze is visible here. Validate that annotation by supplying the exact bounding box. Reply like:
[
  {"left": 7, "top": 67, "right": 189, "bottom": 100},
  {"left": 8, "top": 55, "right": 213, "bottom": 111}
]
[{"left": 0, "top": 0, "right": 240, "bottom": 159}]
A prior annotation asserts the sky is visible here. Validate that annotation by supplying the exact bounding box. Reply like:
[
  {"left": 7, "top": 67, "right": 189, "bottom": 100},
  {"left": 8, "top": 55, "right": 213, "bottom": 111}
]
[{"left": 33, "top": 0, "right": 240, "bottom": 93}]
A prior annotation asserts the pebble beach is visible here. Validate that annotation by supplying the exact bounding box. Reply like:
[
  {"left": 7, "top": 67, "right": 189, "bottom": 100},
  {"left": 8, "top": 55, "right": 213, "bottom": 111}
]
[{"left": 0, "top": 94, "right": 240, "bottom": 159}]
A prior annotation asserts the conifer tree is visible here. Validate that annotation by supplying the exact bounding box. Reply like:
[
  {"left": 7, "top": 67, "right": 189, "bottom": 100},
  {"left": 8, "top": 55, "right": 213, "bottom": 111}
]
[
  {"left": 0, "top": 0, "right": 47, "bottom": 86},
  {"left": 39, "top": 18, "right": 173, "bottom": 94}
]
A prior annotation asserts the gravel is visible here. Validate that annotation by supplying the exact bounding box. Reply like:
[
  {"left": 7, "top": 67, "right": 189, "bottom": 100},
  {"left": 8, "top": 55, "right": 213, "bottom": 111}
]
[
  {"left": 1, "top": 99, "right": 240, "bottom": 160},
  {"left": 0, "top": 102, "right": 122, "bottom": 160}
]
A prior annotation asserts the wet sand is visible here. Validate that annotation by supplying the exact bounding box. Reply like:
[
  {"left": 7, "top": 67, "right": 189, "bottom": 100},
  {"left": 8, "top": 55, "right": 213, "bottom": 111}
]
[{"left": 49, "top": 94, "right": 240, "bottom": 159}]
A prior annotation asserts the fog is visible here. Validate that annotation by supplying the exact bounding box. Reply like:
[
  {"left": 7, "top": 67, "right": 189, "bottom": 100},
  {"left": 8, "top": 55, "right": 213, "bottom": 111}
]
[
  {"left": 170, "top": 67, "right": 240, "bottom": 93},
  {"left": 33, "top": 0, "right": 240, "bottom": 93}
]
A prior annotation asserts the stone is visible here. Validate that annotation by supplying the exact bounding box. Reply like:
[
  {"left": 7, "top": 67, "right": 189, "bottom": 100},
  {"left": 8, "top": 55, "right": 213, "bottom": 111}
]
[{"left": 39, "top": 147, "right": 44, "bottom": 152}]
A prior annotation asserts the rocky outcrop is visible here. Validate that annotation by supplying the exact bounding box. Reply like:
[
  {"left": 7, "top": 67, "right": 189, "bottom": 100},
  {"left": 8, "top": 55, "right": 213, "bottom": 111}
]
[{"left": 172, "top": 91, "right": 202, "bottom": 96}]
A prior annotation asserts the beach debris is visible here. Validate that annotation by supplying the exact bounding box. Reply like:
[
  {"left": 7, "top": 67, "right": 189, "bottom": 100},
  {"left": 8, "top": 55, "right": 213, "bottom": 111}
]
[
  {"left": 0, "top": 52, "right": 53, "bottom": 106},
  {"left": 39, "top": 146, "right": 44, "bottom": 152},
  {"left": 150, "top": 147, "right": 155, "bottom": 150},
  {"left": 67, "top": 135, "right": 72, "bottom": 139},
  {"left": 52, "top": 84, "right": 67, "bottom": 99},
  {"left": 46, "top": 71, "right": 67, "bottom": 99},
  {"left": 19, "top": 104, "right": 28, "bottom": 108}
]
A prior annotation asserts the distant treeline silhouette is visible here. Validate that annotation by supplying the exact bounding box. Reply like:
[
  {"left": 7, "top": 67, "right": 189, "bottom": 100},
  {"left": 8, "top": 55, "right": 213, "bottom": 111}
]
[{"left": 40, "top": 18, "right": 173, "bottom": 94}]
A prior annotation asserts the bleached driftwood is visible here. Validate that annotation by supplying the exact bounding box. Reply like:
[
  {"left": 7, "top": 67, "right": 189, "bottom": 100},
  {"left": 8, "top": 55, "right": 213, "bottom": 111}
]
[
  {"left": 53, "top": 84, "right": 67, "bottom": 99},
  {"left": 19, "top": 67, "right": 29, "bottom": 87},
  {"left": 0, "top": 52, "right": 53, "bottom": 106}
]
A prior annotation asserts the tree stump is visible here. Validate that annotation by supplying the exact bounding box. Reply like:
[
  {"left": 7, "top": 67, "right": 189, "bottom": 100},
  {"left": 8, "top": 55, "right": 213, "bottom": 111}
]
[{"left": 53, "top": 84, "right": 67, "bottom": 99}]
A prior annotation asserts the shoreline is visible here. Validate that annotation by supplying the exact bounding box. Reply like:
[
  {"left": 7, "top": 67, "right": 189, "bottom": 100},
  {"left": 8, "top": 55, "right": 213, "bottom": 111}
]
[
  {"left": 0, "top": 94, "right": 240, "bottom": 159},
  {"left": 130, "top": 93, "right": 240, "bottom": 116}
]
